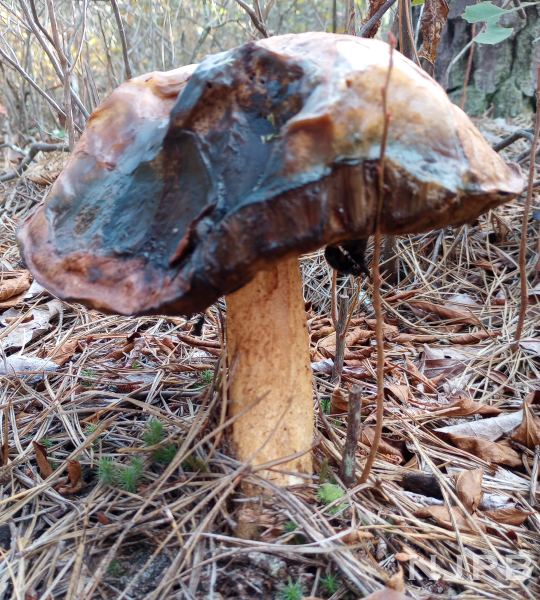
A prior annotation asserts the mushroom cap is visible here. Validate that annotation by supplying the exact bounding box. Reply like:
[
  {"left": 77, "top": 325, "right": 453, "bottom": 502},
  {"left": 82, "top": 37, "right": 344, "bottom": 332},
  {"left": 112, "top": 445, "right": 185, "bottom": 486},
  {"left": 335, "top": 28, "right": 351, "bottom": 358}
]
[{"left": 18, "top": 33, "right": 523, "bottom": 316}]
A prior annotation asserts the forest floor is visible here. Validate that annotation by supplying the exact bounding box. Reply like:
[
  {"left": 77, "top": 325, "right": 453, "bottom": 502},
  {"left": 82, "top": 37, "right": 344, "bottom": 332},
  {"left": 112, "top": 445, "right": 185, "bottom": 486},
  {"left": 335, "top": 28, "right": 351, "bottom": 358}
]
[{"left": 0, "top": 114, "right": 538, "bottom": 600}]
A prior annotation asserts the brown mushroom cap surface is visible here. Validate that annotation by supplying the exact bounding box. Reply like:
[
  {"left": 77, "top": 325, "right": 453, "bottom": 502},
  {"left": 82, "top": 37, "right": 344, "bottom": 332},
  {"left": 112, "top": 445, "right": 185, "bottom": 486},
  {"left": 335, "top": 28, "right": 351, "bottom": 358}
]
[{"left": 18, "top": 33, "right": 523, "bottom": 316}]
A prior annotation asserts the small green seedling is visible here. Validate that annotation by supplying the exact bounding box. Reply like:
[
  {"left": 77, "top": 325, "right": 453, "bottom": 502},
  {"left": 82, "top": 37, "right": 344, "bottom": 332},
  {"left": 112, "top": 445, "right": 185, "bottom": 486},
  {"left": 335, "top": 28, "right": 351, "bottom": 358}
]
[
  {"left": 144, "top": 419, "right": 178, "bottom": 466},
  {"left": 320, "top": 572, "right": 341, "bottom": 596},
  {"left": 80, "top": 367, "right": 96, "bottom": 388},
  {"left": 317, "top": 483, "right": 347, "bottom": 515},
  {"left": 144, "top": 420, "right": 165, "bottom": 447},
  {"left": 107, "top": 558, "right": 123, "bottom": 577},
  {"left": 182, "top": 454, "right": 206, "bottom": 472},
  {"left": 284, "top": 520, "right": 298, "bottom": 533},
  {"left": 279, "top": 577, "right": 305, "bottom": 600},
  {"left": 98, "top": 457, "right": 119, "bottom": 486},
  {"left": 154, "top": 444, "right": 178, "bottom": 466},
  {"left": 202, "top": 369, "right": 214, "bottom": 385},
  {"left": 320, "top": 397, "right": 331, "bottom": 414},
  {"left": 119, "top": 463, "right": 141, "bottom": 493}
]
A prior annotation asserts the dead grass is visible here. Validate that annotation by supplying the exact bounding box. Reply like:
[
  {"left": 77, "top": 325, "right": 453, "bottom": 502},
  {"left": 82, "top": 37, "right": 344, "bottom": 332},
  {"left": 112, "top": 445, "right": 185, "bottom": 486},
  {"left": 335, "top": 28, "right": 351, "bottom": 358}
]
[{"left": 0, "top": 117, "right": 538, "bottom": 600}]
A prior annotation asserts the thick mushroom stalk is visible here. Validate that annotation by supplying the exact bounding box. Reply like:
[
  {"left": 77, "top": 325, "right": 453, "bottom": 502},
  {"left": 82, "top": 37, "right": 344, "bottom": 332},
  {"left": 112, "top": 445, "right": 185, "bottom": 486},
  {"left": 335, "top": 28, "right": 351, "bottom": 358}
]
[
  {"left": 227, "top": 258, "right": 313, "bottom": 485},
  {"left": 17, "top": 33, "right": 524, "bottom": 485}
]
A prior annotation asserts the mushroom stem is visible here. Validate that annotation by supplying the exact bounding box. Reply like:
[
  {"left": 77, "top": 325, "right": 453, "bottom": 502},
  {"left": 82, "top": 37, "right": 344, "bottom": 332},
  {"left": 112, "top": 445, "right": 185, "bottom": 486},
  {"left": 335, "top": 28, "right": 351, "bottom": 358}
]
[{"left": 226, "top": 257, "right": 313, "bottom": 486}]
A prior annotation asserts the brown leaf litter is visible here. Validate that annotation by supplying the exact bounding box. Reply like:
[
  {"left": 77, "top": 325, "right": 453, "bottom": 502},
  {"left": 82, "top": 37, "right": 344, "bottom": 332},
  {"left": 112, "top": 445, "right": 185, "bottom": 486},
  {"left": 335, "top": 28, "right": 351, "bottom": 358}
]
[{"left": 0, "top": 123, "right": 538, "bottom": 599}]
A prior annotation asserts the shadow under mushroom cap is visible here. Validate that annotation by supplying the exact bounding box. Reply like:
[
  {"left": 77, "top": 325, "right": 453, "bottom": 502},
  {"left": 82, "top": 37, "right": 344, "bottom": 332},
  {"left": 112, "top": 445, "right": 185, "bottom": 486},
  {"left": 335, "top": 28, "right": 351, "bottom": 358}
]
[{"left": 17, "top": 32, "right": 524, "bottom": 317}]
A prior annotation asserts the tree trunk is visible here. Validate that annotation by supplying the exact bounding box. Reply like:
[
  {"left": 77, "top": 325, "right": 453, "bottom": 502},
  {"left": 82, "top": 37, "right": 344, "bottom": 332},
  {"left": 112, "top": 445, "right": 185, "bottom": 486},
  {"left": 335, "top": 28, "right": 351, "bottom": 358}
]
[{"left": 435, "top": 2, "right": 540, "bottom": 117}]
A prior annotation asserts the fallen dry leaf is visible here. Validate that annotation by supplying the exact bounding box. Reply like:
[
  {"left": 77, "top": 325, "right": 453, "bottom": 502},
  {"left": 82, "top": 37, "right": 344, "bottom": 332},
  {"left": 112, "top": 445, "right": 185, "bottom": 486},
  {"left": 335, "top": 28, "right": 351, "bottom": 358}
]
[
  {"left": 433, "top": 396, "right": 501, "bottom": 418},
  {"left": 407, "top": 300, "right": 477, "bottom": 325},
  {"left": 385, "top": 289, "right": 424, "bottom": 303},
  {"left": 318, "top": 327, "right": 372, "bottom": 351},
  {"left": 419, "top": 0, "right": 450, "bottom": 66},
  {"left": 473, "top": 259, "right": 503, "bottom": 276},
  {"left": 67, "top": 458, "right": 82, "bottom": 486},
  {"left": 361, "top": 427, "right": 404, "bottom": 463},
  {"left": 97, "top": 511, "right": 110, "bottom": 525},
  {"left": 0, "top": 291, "right": 27, "bottom": 309},
  {"left": 33, "top": 441, "right": 53, "bottom": 479},
  {"left": 311, "top": 325, "right": 335, "bottom": 340},
  {"left": 481, "top": 507, "right": 533, "bottom": 526},
  {"left": 454, "top": 468, "right": 483, "bottom": 514},
  {"left": 414, "top": 505, "right": 486, "bottom": 534},
  {"left": 330, "top": 386, "right": 348, "bottom": 414},
  {"left": 341, "top": 529, "right": 375, "bottom": 543},
  {"left": 49, "top": 338, "right": 80, "bottom": 366},
  {"left": 510, "top": 402, "right": 540, "bottom": 449},
  {"left": 404, "top": 356, "right": 437, "bottom": 393},
  {"left": 443, "top": 434, "right": 522, "bottom": 467},
  {"left": 0, "top": 271, "right": 32, "bottom": 302},
  {"left": 384, "top": 384, "right": 410, "bottom": 403},
  {"left": 435, "top": 409, "right": 524, "bottom": 440},
  {"left": 104, "top": 341, "right": 135, "bottom": 361},
  {"left": 391, "top": 333, "right": 439, "bottom": 344},
  {"left": 450, "top": 330, "right": 500, "bottom": 344},
  {"left": 362, "top": 589, "right": 409, "bottom": 600},
  {"left": 386, "top": 565, "right": 405, "bottom": 594},
  {"left": 365, "top": 319, "right": 398, "bottom": 340}
]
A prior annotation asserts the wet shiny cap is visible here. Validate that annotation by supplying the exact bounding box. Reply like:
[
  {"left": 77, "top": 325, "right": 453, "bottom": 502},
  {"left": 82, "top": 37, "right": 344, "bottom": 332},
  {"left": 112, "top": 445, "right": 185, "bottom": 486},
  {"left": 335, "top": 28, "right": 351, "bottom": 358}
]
[{"left": 18, "top": 33, "right": 524, "bottom": 316}]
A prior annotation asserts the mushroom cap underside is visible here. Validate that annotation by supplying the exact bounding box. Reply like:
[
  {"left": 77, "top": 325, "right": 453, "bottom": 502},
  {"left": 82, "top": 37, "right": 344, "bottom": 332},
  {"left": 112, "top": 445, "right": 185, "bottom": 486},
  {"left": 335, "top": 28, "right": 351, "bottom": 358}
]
[{"left": 18, "top": 32, "right": 524, "bottom": 316}]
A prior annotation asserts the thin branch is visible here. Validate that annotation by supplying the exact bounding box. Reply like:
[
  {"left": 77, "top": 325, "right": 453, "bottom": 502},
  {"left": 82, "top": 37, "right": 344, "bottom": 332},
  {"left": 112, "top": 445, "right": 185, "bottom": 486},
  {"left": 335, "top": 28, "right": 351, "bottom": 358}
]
[
  {"left": 339, "top": 385, "right": 363, "bottom": 488},
  {"left": 513, "top": 65, "right": 540, "bottom": 349},
  {"left": 46, "top": 0, "right": 75, "bottom": 150},
  {"left": 331, "top": 293, "right": 348, "bottom": 382},
  {"left": 0, "top": 46, "right": 82, "bottom": 134},
  {"left": 359, "top": 33, "right": 395, "bottom": 484},
  {"left": 460, "top": 23, "right": 476, "bottom": 110},
  {"left": 493, "top": 128, "right": 535, "bottom": 152},
  {"left": 359, "top": 0, "right": 397, "bottom": 37},
  {"left": 235, "top": 0, "right": 268, "bottom": 37},
  {"left": 110, "top": 0, "right": 133, "bottom": 80},
  {"left": 0, "top": 142, "right": 69, "bottom": 183}
]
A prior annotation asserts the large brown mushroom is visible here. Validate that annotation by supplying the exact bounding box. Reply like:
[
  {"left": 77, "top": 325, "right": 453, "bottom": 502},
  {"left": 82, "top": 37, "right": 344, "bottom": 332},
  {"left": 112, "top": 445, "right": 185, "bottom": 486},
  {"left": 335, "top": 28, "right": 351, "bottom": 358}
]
[{"left": 18, "top": 33, "right": 523, "bottom": 486}]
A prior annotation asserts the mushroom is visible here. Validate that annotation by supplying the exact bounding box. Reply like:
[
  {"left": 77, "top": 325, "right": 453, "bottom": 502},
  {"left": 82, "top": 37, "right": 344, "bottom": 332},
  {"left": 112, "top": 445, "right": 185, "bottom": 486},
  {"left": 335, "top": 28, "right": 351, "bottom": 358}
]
[{"left": 18, "top": 33, "right": 523, "bottom": 486}]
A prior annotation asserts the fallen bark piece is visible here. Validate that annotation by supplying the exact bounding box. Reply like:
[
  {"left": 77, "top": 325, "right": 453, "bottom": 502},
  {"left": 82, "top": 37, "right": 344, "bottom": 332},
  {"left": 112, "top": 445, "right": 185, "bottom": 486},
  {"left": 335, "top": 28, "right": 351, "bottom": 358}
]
[{"left": 402, "top": 472, "right": 443, "bottom": 499}]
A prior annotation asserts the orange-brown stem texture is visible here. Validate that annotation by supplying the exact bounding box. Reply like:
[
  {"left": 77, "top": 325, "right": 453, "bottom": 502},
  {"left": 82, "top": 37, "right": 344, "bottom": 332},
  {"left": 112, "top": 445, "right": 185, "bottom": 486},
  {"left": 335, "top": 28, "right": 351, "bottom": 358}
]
[{"left": 226, "top": 257, "right": 313, "bottom": 486}]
